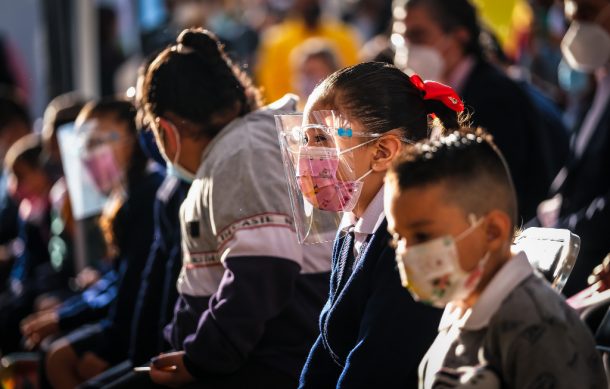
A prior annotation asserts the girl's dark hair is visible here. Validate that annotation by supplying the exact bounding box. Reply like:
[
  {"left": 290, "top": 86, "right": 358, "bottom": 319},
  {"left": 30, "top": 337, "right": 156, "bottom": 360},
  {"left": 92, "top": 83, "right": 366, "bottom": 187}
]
[
  {"left": 312, "top": 62, "right": 464, "bottom": 141},
  {"left": 143, "top": 28, "right": 263, "bottom": 139},
  {"left": 78, "top": 99, "right": 148, "bottom": 185},
  {"left": 405, "top": 0, "right": 483, "bottom": 59}
]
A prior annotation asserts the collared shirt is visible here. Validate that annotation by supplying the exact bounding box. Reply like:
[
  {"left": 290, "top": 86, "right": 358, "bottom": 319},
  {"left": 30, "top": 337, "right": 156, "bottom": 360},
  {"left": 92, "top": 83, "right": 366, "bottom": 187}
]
[
  {"left": 339, "top": 186, "right": 386, "bottom": 259},
  {"left": 438, "top": 251, "right": 533, "bottom": 332},
  {"left": 419, "top": 251, "right": 606, "bottom": 389},
  {"left": 446, "top": 55, "right": 477, "bottom": 94},
  {"left": 574, "top": 68, "right": 610, "bottom": 158}
]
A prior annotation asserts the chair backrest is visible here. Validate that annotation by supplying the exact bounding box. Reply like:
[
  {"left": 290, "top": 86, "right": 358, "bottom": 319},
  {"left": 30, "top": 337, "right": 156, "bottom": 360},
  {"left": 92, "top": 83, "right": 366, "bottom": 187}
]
[{"left": 512, "top": 227, "right": 580, "bottom": 292}]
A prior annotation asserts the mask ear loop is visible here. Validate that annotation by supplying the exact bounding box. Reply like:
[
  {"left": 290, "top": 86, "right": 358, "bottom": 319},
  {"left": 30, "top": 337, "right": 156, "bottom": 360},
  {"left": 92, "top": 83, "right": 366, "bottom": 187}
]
[
  {"left": 338, "top": 136, "right": 380, "bottom": 155},
  {"left": 455, "top": 214, "right": 484, "bottom": 242}
]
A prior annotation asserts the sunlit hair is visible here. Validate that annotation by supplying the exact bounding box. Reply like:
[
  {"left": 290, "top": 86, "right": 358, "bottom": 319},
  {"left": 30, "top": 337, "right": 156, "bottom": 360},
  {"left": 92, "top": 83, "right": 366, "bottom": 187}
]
[
  {"left": 307, "top": 62, "right": 467, "bottom": 143},
  {"left": 143, "top": 28, "right": 262, "bottom": 139},
  {"left": 388, "top": 127, "right": 518, "bottom": 227}
]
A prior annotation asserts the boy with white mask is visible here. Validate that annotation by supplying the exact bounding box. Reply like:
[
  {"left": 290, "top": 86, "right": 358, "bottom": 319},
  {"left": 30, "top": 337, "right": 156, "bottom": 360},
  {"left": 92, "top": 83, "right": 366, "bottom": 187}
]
[
  {"left": 535, "top": 0, "right": 610, "bottom": 296},
  {"left": 385, "top": 128, "right": 606, "bottom": 389}
]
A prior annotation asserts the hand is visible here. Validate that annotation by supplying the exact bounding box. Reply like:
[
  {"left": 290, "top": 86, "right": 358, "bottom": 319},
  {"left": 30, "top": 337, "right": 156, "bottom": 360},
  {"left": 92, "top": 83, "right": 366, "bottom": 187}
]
[
  {"left": 75, "top": 267, "right": 101, "bottom": 289},
  {"left": 149, "top": 351, "right": 195, "bottom": 388},
  {"left": 20, "top": 310, "right": 60, "bottom": 349},
  {"left": 76, "top": 352, "right": 109, "bottom": 380}
]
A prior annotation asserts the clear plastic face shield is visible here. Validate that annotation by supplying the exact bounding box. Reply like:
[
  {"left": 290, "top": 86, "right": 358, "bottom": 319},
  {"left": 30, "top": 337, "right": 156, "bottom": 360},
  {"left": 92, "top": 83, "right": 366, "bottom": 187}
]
[
  {"left": 276, "top": 110, "right": 384, "bottom": 244},
  {"left": 77, "top": 120, "right": 125, "bottom": 195},
  {"left": 57, "top": 122, "right": 109, "bottom": 220}
]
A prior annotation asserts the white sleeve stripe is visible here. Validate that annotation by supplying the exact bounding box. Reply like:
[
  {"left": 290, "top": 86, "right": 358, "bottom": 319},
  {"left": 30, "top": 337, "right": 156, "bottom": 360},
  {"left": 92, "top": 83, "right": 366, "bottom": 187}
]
[
  {"left": 217, "top": 223, "right": 295, "bottom": 253},
  {"left": 216, "top": 213, "right": 295, "bottom": 248},
  {"left": 221, "top": 227, "right": 332, "bottom": 274}
]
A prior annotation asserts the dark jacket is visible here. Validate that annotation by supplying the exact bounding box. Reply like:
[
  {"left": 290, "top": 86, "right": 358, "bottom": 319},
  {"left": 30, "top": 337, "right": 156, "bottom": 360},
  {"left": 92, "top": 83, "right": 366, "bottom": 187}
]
[
  {"left": 129, "top": 175, "right": 190, "bottom": 364},
  {"left": 86, "top": 169, "right": 163, "bottom": 364},
  {"left": 462, "top": 60, "right": 554, "bottom": 221},
  {"left": 551, "top": 88, "right": 610, "bottom": 296},
  {"left": 299, "top": 220, "right": 442, "bottom": 388}
]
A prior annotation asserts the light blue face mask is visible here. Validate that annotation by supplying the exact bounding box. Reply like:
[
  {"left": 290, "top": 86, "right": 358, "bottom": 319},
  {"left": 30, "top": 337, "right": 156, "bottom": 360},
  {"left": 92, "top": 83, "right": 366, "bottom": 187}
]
[
  {"left": 558, "top": 59, "right": 590, "bottom": 96},
  {"left": 166, "top": 162, "right": 195, "bottom": 184}
]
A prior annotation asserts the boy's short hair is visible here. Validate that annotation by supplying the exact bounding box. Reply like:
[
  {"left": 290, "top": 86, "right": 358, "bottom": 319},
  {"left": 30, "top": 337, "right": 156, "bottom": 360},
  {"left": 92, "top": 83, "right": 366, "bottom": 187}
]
[
  {"left": 4, "top": 133, "right": 43, "bottom": 173},
  {"left": 388, "top": 127, "right": 518, "bottom": 228}
]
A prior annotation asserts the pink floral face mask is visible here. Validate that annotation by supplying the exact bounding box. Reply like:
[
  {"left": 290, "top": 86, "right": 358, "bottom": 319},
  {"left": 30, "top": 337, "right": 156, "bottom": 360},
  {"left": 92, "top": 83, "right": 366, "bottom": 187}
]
[{"left": 296, "top": 144, "right": 374, "bottom": 212}]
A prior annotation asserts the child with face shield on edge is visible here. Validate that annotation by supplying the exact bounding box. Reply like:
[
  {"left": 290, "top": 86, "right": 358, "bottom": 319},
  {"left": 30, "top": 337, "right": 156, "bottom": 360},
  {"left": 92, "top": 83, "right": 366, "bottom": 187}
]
[
  {"left": 137, "top": 28, "right": 331, "bottom": 389},
  {"left": 43, "top": 99, "right": 163, "bottom": 389},
  {"left": 290, "top": 62, "right": 465, "bottom": 388},
  {"left": 384, "top": 128, "right": 607, "bottom": 388}
]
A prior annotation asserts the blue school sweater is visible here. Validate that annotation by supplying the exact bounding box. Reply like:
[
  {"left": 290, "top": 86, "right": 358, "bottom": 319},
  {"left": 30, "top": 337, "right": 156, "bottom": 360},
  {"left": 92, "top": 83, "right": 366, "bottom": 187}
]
[
  {"left": 129, "top": 175, "right": 190, "bottom": 364},
  {"left": 299, "top": 219, "right": 442, "bottom": 388}
]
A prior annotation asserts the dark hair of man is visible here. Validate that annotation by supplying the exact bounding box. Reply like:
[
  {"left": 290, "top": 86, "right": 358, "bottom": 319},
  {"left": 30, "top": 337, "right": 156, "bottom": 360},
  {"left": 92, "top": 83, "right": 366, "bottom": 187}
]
[
  {"left": 388, "top": 127, "right": 518, "bottom": 227},
  {"left": 143, "top": 28, "right": 263, "bottom": 140},
  {"left": 311, "top": 61, "right": 465, "bottom": 141},
  {"left": 404, "top": 0, "right": 484, "bottom": 59}
]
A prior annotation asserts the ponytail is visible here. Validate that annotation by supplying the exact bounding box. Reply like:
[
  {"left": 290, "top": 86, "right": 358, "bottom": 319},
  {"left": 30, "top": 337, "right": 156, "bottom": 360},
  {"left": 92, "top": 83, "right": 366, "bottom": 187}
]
[
  {"left": 143, "top": 28, "right": 263, "bottom": 140},
  {"left": 311, "top": 62, "right": 466, "bottom": 141}
]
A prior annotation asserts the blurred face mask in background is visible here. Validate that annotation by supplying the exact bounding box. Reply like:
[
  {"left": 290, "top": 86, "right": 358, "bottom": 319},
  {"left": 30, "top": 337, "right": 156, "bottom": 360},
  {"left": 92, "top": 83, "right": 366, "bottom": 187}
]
[
  {"left": 83, "top": 144, "right": 122, "bottom": 194},
  {"left": 404, "top": 43, "right": 445, "bottom": 81},
  {"left": 561, "top": 4, "right": 610, "bottom": 72}
]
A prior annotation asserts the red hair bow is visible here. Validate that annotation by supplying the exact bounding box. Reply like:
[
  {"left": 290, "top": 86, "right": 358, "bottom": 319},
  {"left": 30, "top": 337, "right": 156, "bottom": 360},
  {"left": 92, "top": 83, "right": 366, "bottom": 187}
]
[{"left": 410, "top": 74, "right": 464, "bottom": 113}]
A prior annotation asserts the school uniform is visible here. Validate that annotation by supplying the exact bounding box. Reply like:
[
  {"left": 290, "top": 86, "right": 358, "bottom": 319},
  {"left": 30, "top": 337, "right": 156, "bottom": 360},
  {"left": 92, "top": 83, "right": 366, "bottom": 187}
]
[
  {"left": 419, "top": 252, "right": 606, "bottom": 389},
  {"left": 164, "top": 96, "right": 332, "bottom": 387},
  {"left": 299, "top": 187, "right": 442, "bottom": 388},
  {"left": 56, "top": 168, "right": 163, "bottom": 364},
  {"left": 129, "top": 175, "right": 190, "bottom": 364}
]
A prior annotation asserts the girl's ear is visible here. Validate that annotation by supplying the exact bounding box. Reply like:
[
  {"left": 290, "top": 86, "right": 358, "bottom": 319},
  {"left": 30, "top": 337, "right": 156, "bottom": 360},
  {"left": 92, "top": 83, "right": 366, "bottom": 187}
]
[{"left": 371, "top": 133, "right": 403, "bottom": 172}]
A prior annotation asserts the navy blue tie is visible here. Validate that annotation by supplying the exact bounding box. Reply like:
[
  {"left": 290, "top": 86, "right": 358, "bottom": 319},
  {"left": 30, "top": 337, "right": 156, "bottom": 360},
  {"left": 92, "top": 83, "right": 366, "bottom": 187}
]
[{"left": 335, "top": 231, "right": 356, "bottom": 296}]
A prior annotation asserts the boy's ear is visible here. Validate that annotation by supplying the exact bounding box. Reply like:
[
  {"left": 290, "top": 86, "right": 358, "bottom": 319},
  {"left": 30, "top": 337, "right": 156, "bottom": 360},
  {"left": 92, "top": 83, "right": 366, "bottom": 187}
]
[
  {"left": 485, "top": 209, "right": 512, "bottom": 252},
  {"left": 371, "top": 134, "right": 403, "bottom": 172}
]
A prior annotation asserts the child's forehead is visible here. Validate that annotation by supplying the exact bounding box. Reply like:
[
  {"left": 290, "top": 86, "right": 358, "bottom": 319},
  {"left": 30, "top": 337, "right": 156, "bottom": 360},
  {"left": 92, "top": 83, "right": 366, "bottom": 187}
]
[{"left": 388, "top": 182, "right": 467, "bottom": 222}]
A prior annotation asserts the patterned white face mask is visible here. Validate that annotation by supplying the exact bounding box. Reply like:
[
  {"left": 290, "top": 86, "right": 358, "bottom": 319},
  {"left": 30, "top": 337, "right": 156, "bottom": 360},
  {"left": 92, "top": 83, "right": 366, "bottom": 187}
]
[{"left": 394, "top": 215, "right": 489, "bottom": 308}]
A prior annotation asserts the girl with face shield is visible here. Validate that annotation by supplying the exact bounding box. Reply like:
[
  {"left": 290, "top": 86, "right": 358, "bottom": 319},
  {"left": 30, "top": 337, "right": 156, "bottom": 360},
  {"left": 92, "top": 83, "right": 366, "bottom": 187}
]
[
  {"left": 43, "top": 100, "right": 164, "bottom": 389},
  {"left": 289, "top": 62, "right": 466, "bottom": 388}
]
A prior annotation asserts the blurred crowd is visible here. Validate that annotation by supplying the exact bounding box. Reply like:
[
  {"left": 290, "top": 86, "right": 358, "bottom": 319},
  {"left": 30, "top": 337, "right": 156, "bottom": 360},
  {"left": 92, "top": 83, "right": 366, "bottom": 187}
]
[{"left": 0, "top": 0, "right": 609, "bottom": 388}]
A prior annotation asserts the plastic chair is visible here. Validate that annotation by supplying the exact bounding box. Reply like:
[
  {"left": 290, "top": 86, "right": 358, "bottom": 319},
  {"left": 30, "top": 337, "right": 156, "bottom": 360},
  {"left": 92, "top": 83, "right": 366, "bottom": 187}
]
[{"left": 512, "top": 227, "right": 580, "bottom": 292}]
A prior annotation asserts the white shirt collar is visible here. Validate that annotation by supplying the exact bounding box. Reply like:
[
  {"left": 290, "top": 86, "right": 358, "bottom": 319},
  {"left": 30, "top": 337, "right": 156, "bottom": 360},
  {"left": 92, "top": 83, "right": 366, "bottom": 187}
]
[
  {"left": 339, "top": 185, "right": 386, "bottom": 234},
  {"left": 438, "top": 251, "right": 533, "bottom": 331}
]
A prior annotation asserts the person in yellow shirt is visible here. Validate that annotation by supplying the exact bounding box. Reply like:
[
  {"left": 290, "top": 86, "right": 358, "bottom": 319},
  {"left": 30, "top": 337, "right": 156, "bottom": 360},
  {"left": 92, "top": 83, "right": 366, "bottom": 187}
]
[{"left": 255, "top": 0, "right": 360, "bottom": 103}]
